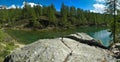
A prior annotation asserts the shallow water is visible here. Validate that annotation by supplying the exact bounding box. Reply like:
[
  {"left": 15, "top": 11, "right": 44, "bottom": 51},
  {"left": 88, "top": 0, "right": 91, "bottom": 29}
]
[{"left": 89, "top": 30, "right": 112, "bottom": 47}]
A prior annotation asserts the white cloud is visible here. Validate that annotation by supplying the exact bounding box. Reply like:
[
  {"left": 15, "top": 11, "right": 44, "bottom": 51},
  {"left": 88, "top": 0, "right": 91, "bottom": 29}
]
[
  {"left": 90, "top": 3, "right": 106, "bottom": 13},
  {"left": 20, "top": 1, "right": 25, "bottom": 8},
  {"left": 7, "top": 5, "right": 16, "bottom": 9},
  {"left": 6, "top": 1, "right": 42, "bottom": 9},
  {"left": 90, "top": 0, "right": 106, "bottom": 13},
  {"left": 117, "top": 1, "right": 120, "bottom": 10},
  {"left": 21, "top": 1, "right": 42, "bottom": 8},
  {"left": 28, "top": 2, "right": 37, "bottom": 7},
  {"left": 96, "top": 0, "right": 105, "bottom": 3},
  {"left": 0, "top": 2, "right": 42, "bottom": 9}
]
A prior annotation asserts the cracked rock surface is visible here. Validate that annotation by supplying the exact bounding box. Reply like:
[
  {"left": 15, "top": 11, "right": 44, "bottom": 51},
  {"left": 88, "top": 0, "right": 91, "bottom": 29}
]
[{"left": 4, "top": 33, "right": 117, "bottom": 62}]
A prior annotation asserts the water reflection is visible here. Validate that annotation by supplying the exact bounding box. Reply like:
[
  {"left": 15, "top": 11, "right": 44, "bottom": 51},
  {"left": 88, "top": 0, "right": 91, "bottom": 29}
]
[{"left": 89, "top": 30, "right": 112, "bottom": 47}]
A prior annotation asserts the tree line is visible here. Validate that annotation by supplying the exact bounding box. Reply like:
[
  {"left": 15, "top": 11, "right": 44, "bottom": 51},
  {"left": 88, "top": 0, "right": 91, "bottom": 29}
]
[{"left": 0, "top": 2, "right": 113, "bottom": 29}]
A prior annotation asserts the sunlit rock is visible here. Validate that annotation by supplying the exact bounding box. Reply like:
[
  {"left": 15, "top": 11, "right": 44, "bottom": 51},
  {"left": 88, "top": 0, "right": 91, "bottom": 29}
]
[{"left": 4, "top": 33, "right": 117, "bottom": 62}]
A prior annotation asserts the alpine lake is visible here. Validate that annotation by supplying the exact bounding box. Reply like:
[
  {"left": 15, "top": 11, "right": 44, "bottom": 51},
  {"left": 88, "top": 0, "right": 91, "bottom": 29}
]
[{"left": 6, "top": 26, "right": 112, "bottom": 47}]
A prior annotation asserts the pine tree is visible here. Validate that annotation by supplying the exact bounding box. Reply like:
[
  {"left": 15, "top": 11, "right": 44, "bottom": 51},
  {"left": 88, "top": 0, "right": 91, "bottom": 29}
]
[
  {"left": 48, "top": 4, "right": 57, "bottom": 27},
  {"left": 70, "top": 6, "right": 76, "bottom": 16},
  {"left": 106, "top": 0, "right": 118, "bottom": 43},
  {"left": 34, "top": 5, "right": 42, "bottom": 18},
  {"left": 60, "top": 3, "right": 69, "bottom": 28}
]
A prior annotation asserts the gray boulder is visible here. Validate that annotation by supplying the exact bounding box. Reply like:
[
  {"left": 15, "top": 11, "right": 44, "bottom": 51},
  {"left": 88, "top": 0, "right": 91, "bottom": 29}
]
[
  {"left": 65, "top": 33, "right": 107, "bottom": 49},
  {"left": 4, "top": 33, "right": 117, "bottom": 62},
  {"left": 111, "top": 43, "right": 120, "bottom": 59}
]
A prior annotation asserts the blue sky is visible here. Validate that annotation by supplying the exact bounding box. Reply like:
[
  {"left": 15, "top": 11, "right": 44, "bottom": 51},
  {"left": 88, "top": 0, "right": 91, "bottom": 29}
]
[{"left": 0, "top": 0, "right": 106, "bottom": 13}]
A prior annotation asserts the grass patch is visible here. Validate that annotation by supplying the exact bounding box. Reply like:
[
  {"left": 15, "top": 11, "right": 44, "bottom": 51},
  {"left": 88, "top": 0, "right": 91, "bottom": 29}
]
[
  {"left": 0, "top": 29, "right": 16, "bottom": 62},
  {"left": 0, "top": 29, "right": 7, "bottom": 41}
]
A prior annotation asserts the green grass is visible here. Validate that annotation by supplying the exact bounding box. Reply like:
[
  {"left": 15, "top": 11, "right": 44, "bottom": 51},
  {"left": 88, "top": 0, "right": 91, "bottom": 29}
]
[
  {"left": 0, "top": 29, "right": 7, "bottom": 41},
  {"left": 5, "top": 26, "right": 107, "bottom": 44},
  {"left": 0, "top": 29, "right": 16, "bottom": 62}
]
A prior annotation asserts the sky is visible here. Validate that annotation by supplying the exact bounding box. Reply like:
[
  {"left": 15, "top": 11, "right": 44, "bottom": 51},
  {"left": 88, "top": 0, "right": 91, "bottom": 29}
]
[{"left": 0, "top": 0, "right": 106, "bottom": 13}]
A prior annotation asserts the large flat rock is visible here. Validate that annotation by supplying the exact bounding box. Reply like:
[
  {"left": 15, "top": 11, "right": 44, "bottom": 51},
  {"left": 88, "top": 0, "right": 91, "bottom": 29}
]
[
  {"left": 62, "top": 38, "right": 116, "bottom": 62},
  {"left": 4, "top": 33, "right": 117, "bottom": 62},
  {"left": 4, "top": 39, "right": 71, "bottom": 62}
]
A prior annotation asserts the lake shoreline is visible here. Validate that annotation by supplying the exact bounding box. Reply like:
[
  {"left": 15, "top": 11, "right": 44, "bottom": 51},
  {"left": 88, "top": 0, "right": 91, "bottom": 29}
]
[{"left": 4, "top": 26, "right": 110, "bottom": 46}]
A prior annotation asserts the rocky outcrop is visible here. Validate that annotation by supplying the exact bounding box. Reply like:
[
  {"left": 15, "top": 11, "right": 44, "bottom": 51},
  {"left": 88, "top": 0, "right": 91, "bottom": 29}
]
[
  {"left": 65, "top": 33, "right": 107, "bottom": 49},
  {"left": 111, "top": 43, "right": 120, "bottom": 59},
  {"left": 4, "top": 33, "right": 117, "bottom": 62}
]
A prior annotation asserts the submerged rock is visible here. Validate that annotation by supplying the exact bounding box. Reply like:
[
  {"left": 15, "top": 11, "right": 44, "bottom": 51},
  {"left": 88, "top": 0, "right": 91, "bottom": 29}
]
[{"left": 4, "top": 33, "right": 117, "bottom": 62}]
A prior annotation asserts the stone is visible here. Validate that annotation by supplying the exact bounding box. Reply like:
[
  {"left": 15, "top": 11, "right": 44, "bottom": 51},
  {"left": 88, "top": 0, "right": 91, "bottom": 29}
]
[
  {"left": 111, "top": 43, "right": 120, "bottom": 59},
  {"left": 65, "top": 33, "right": 107, "bottom": 49},
  {"left": 4, "top": 33, "right": 117, "bottom": 62}
]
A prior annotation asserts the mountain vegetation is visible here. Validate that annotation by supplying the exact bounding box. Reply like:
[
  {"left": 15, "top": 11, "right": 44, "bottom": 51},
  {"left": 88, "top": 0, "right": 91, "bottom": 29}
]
[{"left": 0, "top": 2, "right": 113, "bottom": 30}]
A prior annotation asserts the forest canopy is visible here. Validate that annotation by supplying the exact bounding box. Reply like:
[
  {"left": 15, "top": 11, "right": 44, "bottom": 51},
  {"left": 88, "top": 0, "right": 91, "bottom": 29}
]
[{"left": 0, "top": 2, "right": 113, "bottom": 29}]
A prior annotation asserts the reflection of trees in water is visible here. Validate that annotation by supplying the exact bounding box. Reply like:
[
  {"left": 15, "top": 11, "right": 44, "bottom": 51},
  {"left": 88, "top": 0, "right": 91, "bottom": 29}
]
[{"left": 91, "top": 30, "right": 112, "bottom": 47}]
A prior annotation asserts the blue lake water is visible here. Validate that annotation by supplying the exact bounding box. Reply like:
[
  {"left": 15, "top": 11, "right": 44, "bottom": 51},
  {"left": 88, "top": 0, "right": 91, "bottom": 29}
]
[
  {"left": 89, "top": 30, "right": 112, "bottom": 47},
  {"left": 6, "top": 27, "right": 112, "bottom": 46}
]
